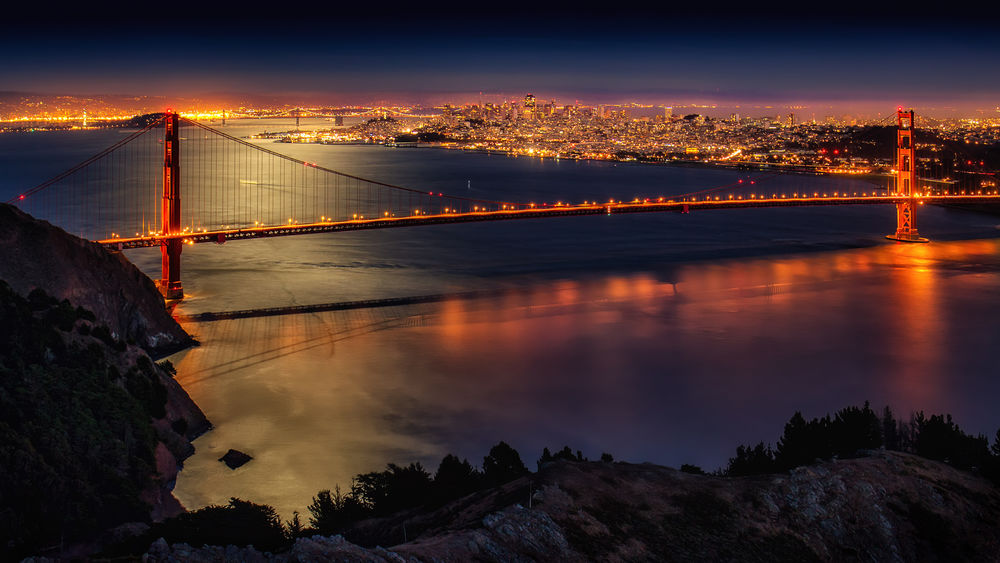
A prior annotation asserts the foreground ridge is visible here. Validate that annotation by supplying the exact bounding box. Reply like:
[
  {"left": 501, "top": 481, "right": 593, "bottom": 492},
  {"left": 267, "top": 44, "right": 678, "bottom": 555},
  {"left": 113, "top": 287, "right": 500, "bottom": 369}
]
[{"left": 143, "top": 451, "right": 1000, "bottom": 562}]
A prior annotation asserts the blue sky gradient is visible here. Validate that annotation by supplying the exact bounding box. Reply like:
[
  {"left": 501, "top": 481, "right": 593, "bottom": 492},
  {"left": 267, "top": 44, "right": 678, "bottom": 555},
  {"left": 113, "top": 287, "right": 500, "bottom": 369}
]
[{"left": 3, "top": 2, "right": 999, "bottom": 113}]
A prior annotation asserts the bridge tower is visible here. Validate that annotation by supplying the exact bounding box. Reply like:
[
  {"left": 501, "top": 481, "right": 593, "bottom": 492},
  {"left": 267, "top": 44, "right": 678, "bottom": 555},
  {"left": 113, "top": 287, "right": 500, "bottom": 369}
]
[
  {"left": 887, "top": 109, "right": 928, "bottom": 242},
  {"left": 158, "top": 111, "right": 184, "bottom": 299}
]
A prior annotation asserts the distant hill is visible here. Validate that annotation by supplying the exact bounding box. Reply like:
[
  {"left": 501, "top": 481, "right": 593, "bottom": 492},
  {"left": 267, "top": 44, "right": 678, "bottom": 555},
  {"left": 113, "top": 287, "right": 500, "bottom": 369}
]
[{"left": 125, "top": 113, "right": 167, "bottom": 129}]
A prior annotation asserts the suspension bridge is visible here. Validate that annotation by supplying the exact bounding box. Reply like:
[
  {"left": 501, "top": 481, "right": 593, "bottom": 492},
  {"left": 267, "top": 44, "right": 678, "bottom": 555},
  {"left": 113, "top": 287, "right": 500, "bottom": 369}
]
[{"left": 7, "top": 109, "right": 1000, "bottom": 299}]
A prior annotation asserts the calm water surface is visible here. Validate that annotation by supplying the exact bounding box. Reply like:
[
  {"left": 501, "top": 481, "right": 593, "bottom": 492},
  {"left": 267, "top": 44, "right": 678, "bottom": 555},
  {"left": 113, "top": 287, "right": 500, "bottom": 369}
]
[{"left": 3, "top": 121, "right": 999, "bottom": 518}]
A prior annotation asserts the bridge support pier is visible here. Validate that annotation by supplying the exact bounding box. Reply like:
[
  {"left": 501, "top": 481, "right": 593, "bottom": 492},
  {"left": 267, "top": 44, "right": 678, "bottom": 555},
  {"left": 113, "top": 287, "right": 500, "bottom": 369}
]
[
  {"left": 886, "top": 109, "right": 929, "bottom": 243},
  {"left": 157, "top": 111, "right": 184, "bottom": 299},
  {"left": 159, "top": 239, "right": 183, "bottom": 299}
]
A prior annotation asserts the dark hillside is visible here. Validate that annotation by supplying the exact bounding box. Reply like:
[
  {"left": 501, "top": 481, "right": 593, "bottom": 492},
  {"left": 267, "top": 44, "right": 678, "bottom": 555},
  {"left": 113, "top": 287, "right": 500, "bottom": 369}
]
[
  {"left": 143, "top": 451, "right": 1000, "bottom": 562},
  {"left": 0, "top": 281, "right": 208, "bottom": 560},
  {"left": 0, "top": 202, "right": 191, "bottom": 357}
]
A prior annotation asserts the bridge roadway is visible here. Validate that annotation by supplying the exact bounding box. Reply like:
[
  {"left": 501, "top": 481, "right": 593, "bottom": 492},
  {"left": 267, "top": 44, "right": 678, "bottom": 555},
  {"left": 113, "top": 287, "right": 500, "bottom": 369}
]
[{"left": 97, "top": 194, "right": 1000, "bottom": 250}]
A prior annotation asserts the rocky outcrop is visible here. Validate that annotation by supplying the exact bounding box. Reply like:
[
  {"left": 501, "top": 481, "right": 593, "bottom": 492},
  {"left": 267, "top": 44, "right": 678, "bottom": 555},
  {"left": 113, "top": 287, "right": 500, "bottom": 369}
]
[
  {"left": 0, "top": 202, "right": 191, "bottom": 357},
  {"left": 145, "top": 535, "right": 409, "bottom": 563},
  {"left": 143, "top": 451, "right": 1000, "bottom": 561},
  {"left": 529, "top": 452, "right": 1000, "bottom": 561},
  {"left": 219, "top": 449, "right": 253, "bottom": 469},
  {"left": 146, "top": 362, "right": 212, "bottom": 521}
]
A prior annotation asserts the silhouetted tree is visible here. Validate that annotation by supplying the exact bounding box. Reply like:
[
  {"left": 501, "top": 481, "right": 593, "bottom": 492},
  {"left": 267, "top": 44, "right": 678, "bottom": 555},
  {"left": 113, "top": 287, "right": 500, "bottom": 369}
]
[
  {"left": 537, "top": 447, "right": 554, "bottom": 470},
  {"left": 986, "top": 430, "right": 1000, "bottom": 485},
  {"left": 553, "top": 446, "right": 580, "bottom": 462},
  {"left": 680, "top": 464, "right": 705, "bottom": 475},
  {"left": 776, "top": 412, "right": 839, "bottom": 468},
  {"left": 914, "top": 413, "right": 990, "bottom": 470},
  {"left": 432, "top": 454, "right": 481, "bottom": 503},
  {"left": 353, "top": 463, "right": 433, "bottom": 516},
  {"left": 903, "top": 412, "right": 925, "bottom": 453},
  {"left": 483, "top": 441, "right": 529, "bottom": 486},
  {"left": 158, "top": 498, "right": 287, "bottom": 552},
  {"left": 882, "top": 406, "right": 901, "bottom": 451},
  {"left": 775, "top": 403, "right": 884, "bottom": 470},
  {"left": 829, "top": 402, "right": 882, "bottom": 458},
  {"left": 308, "top": 488, "right": 338, "bottom": 532},
  {"left": 775, "top": 411, "right": 816, "bottom": 469},
  {"left": 307, "top": 486, "right": 370, "bottom": 534},
  {"left": 537, "top": 445, "right": 590, "bottom": 469},
  {"left": 600, "top": 452, "right": 614, "bottom": 463},
  {"left": 285, "top": 511, "right": 303, "bottom": 538},
  {"left": 725, "top": 442, "right": 777, "bottom": 476}
]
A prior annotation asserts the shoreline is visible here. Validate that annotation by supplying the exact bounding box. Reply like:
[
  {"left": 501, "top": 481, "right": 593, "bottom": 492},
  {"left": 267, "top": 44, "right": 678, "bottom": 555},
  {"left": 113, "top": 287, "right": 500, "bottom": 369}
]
[
  {"left": 421, "top": 143, "right": 895, "bottom": 184},
  {"left": 255, "top": 132, "right": 893, "bottom": 184}
]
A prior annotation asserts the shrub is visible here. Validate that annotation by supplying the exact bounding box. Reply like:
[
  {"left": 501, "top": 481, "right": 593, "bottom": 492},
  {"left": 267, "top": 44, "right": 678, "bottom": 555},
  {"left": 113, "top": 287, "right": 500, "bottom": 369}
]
[{"left": 156, "top": 498, "right": 288, "bottom": 552}]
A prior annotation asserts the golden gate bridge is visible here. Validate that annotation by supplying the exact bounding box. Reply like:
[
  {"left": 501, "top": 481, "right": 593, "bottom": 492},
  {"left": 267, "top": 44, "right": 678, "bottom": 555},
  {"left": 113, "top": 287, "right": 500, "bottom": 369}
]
[{"left": 7, "top": 109, "right": 1000, "bottom": 299}]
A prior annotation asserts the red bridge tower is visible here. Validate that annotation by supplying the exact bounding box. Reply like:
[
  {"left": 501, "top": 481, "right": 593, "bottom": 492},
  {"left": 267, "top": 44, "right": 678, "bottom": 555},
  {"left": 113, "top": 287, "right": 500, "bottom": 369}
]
[
  {"left": 158, "top": 111, "right": 184, "bottom": 299},
  {"left": 887, "top": 109, "right": 928, "bottom": 242}
]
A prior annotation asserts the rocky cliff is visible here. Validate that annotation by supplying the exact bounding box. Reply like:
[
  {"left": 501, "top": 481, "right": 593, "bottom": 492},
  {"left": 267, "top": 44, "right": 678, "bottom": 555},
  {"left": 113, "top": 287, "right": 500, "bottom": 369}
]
[
  {"left": 0, "top": 202, "right": 191, "bottom": 357},
  {"left": 144, "top": 451, "right": 1000, "bottom": 562},
  {"left": 0, "top": 202, "right": 209, "bottom": 558}
]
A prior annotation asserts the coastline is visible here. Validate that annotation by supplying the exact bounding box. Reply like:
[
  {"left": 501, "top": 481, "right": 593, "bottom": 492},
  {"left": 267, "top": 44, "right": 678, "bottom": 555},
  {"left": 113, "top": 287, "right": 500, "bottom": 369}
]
[{"left": 263, "top": 132, "right": 891, "bottom": 183}]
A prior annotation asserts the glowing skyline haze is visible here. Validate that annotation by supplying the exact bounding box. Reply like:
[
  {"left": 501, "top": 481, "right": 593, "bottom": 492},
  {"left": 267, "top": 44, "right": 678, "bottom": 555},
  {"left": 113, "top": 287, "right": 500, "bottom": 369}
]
[{"left": 4, "top": 2, "right": 1000, "bottom": 115}]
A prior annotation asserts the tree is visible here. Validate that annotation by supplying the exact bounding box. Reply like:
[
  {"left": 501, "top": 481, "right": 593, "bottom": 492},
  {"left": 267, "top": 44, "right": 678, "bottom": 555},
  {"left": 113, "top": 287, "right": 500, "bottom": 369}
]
[
  {"left": 383, "top": 462, "right": 433, "bottom": 513},
  {"left": 433, "top": 454, "right": 481, "bottom": 503},
  {"left": 0, "top": 283, "right": 163, "bottom": 558},
  {"left": 536, "top": 447, "right": 554, "bottom": 470},
  {"left": 774, "top": 412, "right": 834, "bottom": 469},
  {"left": 986, "top": 429, "right": 1000, "bottom": 485},
  {"left": 829, "top": 402, "right": 882, "bottom": 458},
  {"left": 679, "top": 464, "right": 705, "bottom": 475},
  {"left": 307, "top": 486, "right": 370, "bottom": 534},
  {"left": 308, "top": 488, "right": 340, "bottom": 533},
  {"left": 285, "top": 511, "right": 303, "bottom": 538},
  {"left": 725, "top": 442, "right": 777, "bottom": 476},
  {"left": 774, "top": 403, "right": 883, "bottom": 471},
  {"left": 553, "top": 446, "right": 580, "bottom": 462},
  {"left": 882, "top": 406, "right": 901, "bottom": 451},
  {"left": 483, "top": 441, "right": 529, "bottom": 486},
  {"left": 351, "top": 463, "right": 432, "bottom": 516},
  {"left": 158, "top": 498, "right": 287, "bottom": 552},
  {"left": 914, "top": 414, "right": 990, "bottom": 470}
]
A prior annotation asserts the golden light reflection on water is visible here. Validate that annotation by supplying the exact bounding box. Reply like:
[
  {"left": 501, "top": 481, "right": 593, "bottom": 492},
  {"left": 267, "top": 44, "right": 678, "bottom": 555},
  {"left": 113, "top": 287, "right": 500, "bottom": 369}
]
[
  {"left": 170, "top": 238, "right": 1000, "bottom": 519},
  {"left": 885, "top": 246, "right": 943, "bottom": 407}
]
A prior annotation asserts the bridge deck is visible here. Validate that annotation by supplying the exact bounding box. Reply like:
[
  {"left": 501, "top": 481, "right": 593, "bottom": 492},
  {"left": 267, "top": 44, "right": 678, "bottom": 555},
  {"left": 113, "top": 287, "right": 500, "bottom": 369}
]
[{"left": 98, "top": 194, "right": 1000, "bottom": 250}]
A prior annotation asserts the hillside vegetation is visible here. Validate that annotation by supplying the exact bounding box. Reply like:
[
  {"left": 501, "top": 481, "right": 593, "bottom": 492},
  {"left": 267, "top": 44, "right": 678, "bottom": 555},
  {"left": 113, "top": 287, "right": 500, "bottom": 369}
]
[{"left": 0, "top": 281, "right": 207, "bottom": 560}]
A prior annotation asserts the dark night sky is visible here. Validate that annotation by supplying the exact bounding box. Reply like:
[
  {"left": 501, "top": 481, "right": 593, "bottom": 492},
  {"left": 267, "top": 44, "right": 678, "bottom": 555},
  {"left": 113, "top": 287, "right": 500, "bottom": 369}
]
[{"left": 3, "top": 2, "right": 1000, "bottom": 113}]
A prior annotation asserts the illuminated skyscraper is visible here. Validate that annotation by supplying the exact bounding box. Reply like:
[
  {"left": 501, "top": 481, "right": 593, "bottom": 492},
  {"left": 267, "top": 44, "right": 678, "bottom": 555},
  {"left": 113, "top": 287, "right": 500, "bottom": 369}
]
[{"left": 524, "top": 94, "right": 537, "bottom": 120}]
